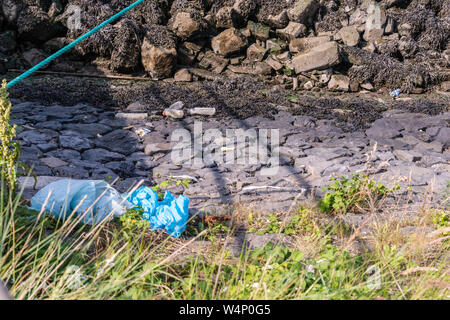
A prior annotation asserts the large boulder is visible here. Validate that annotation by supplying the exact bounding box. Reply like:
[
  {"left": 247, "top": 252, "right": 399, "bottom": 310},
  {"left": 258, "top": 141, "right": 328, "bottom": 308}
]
[
  {"left": 169, "top": 9, "right": 208, "bottom": 40},
  {"left": 43, "top": 37, "right": 70, "bottom": 52},
  {"left": 0, "top": 6, "right": 4, "bottom": 30},
  {"left": 211, "top": 28, "right": 248, "bottom": 57},
  {"left": 110, "top": 19, "right": 143, "bottom": 73},
  {"left": 256, "top": 0, "right": 292, "bottom": 29},
  {"left": 247, "top": 43, "right": 267, "bottom": 62},
  {"left": 276, "top": 21, "right": 307, "bottom": 40},
  {"left": 0, "top": 58, "right": 6, "bottom": 75},
  {"left": 130, "top": 0, "right": 170, "bottom": 25},
  {"left": 170, "top": 0, "right": 207, "bottom": 15},
  {"left": 287, "top": 0, "right": 319, "bottom": 26},
  {"left": 199, "top": 51, "right": 229, "bottom": 73},
  {"left": 215, "top": 6, "right": 239, "bottom": 28},
  {"left": 17, "top": 6, "right": 63, "bottom": 43},
  {"left": 338, "top": 26, "right": 360, "bottom": 47},
  {"left": 0, "top": 30, "right": 17, "bottom": 54},
  {"left": 2, "top": 0, "right": 25, "bottom": 25},
  {"left": 328, "top": 75, "right": 350, "bottom": 91},
  {"left": 22, "top": 48, "right": 47, "bottom": 68},
  {"left": 247, "top": 21, "right": 271, "bottom": 40},
  {"left": 233, "top": 0, "right": 257, "bottom": 24},
  {"left": 47, "top": 0, "right": 65, "bottom": 19},
  {"left": 292, "top": 41, "right": 341, "bottom": 73},
  {"left": 363, "top": 4, "right": 387, "bottom": 42},
  {"left": 141, "top": 26, "right": 177, "bottom": 78},
  {"left": 65, "top": 4, "right": 117, "bottom": 58},
  {"left": 289, "top": 36, "right": 331, "bottom": 53},
  {"left": 266, "top": 10, "right": 289, "bottom": 29}
]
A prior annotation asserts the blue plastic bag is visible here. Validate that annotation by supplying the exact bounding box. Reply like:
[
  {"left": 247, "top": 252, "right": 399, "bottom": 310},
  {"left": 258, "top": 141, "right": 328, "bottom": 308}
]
[
  {"left": 125, "top": 186, "right": 190, "bottom": 238},
  {"left": 30, "top": 180, "right": 190, "bottom": 238},
  {"left": 390, "top": 89, "right": 401, "bottom": 97},
  {"left": 30, "top": 179, "right": 132, "bottom": 225}
]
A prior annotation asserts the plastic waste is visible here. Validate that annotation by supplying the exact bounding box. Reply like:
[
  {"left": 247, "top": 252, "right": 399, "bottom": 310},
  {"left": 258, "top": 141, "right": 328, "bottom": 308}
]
[
  {"left": 189, "top": 107, "right": 216, "bottom": 116},
  {"left": 168, "top": 101, "right": 184, "bottom": 110},
  {"left": 125, "top": 186, "right": 189, "bottom": 238},
  {"left": 135, "top": 128, "right": 151, "bottom": 137},
  {"left": 163, "top": 100, "right": 185, "bottom": 118},
  {"left": 390, "top": 89, "right": 401, "bottom": 97},
  {"left": 163, "top": 109, "right": 184, "bottom": 119},
  {"left": 29, "top": 180, "right": 132, "bottom": 225},
  {"left": 29, "top": 180, "right": 190, "bottom": 238}
]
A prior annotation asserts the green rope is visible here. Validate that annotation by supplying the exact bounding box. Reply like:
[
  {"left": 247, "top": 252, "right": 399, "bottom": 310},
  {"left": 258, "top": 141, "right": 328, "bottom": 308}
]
[{"left": 6, "top": 0, "right": 147, "bottom": 89}]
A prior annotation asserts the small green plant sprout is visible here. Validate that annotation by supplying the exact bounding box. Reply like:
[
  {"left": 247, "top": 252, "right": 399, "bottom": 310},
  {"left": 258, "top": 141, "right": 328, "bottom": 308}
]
[
  {"left": 319, "top": 174, "right": 399, "bottom": 214},
  {"left": 151, "top": 174, "right": 191, "bottom": 199},
  {"left": 288, "top": 94, "right": 299, "bottom": 102},
  {"left": 283, "top": 67, "right": 294, "bottom": 76},
  {"left": 269, "top": 47, "right": 281, "bottom": 54}
]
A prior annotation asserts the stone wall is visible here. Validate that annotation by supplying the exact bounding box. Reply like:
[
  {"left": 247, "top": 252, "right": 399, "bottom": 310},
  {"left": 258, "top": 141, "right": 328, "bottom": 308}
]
[{"left": 0, "top": 0, "right": 449, "bottom": 92}]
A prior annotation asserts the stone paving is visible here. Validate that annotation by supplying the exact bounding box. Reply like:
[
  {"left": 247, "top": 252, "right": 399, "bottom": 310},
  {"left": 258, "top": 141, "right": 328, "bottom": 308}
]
[{"left": 13, "top": 99, "right": 449, "bottom": 218}]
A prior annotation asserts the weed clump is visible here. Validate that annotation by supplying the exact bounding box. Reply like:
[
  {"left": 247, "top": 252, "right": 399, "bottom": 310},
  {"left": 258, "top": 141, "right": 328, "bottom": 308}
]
[{"left": 319, "top": 174, "right": 399, "bottom": 214}]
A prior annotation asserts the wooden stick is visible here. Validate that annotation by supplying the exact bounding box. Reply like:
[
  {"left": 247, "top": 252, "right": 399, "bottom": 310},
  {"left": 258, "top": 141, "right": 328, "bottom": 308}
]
[{"left": 7, "top": 69, "right": 154, "bottom": 82}]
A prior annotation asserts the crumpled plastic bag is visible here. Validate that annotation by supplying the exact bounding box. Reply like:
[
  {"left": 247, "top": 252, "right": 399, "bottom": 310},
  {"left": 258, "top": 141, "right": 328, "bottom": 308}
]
[
  {"left": 29, "top": 180, "right": 190, "bottom": 238},
  {"left": 30, "top": 179, "right": 132, "bottom": 225},
  {"left": 125, "top": 186, "right": 189, "bottom": 238}
]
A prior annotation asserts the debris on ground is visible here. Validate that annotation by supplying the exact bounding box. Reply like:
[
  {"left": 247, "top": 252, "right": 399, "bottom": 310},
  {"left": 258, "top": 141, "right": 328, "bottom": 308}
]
[
  {"left": 135, "top": 128, "right": 151, "bottom": 137},
  {"left": 29, "top": 179, "right": 131, "bottom": 225},
  {"left": 163, "top": 108, "right": 185, "bottom": 119},
  {"left": 189, "top": 107, "right": 216, "bottom": 116},
  {"left": 390, "top": 89, "right": 401, "bottom": 97},
  {"left": 126, "top": 186, "right": 189, "bottom": 238},
  {"left": 29, "top": 180, "right": 190, "bottom": 237}
]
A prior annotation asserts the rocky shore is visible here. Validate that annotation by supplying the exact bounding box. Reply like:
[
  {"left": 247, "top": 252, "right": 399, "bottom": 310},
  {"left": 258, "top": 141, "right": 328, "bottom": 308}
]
[
  {"left": 1, "top": 0, "right": 449, "bottom": 94},
  {"left": 14, "top": 96, "right": 449, "bottom": 224}
]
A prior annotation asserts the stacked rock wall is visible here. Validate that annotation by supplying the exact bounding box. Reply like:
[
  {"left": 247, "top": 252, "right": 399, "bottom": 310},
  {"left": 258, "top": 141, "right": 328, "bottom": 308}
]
[{"left": 0, "top": 0, "right": 449, "bottom": 92}]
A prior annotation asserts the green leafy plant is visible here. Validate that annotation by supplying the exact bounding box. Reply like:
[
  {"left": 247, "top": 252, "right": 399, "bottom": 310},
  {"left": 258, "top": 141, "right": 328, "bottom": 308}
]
[
  {"left": 432, "top": 210, "right": 449, "bottom": 228},
  {"left": 249, "top": 207, "right": 322, "bottom": 237},
  {"left": 119, "top": 208, "right": 150, "bottom": 235},
  {"left": 288, "top": 94, "right": 299, "bottom": 102},
  {"left": 319, "top": 174, "right": 399, "bottom": 214},
  {"left": 283, "top": 67, "right": 294, "bottom": 76},
  {"left": 151, "top": 175, "right": 191, "bottom": 199},
  {"left": 432, "top": 210, "right": 449, "bottom": 237}
]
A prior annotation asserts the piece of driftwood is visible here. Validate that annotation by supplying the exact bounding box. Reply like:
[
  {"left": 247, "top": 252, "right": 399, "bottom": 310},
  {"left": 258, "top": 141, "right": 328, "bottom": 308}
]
[{"left": 8, "top": 69, "right": 153, "bottom": 82}]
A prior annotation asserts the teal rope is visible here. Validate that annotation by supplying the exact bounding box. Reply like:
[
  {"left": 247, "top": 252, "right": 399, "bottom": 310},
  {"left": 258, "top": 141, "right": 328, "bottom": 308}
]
[{"left": 6, "top": 0, "right": 147, "bottom": 89}]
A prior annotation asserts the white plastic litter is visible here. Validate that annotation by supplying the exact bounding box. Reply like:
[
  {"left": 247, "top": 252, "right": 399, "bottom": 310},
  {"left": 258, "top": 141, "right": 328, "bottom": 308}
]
[
  {"left": 163, "top": 109, "right": 184, "bottom": 119},
  {"left": 135, "top": 128, "right": 151, "bottom": 137},
  {"left": 189, "top": 107, "right": 216, "bottom": 116},
  {"left": 168, "top": 101, "right": 184, "bottom": 110},
  {"left": 29, "top": 179, "right": 132, "bottom": 225}
]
